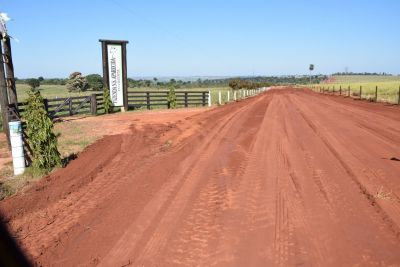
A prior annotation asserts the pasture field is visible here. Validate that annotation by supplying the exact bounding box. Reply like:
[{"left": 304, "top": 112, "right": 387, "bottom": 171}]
[{"left": 317, "top": 75, "right": 400, "bottom": 103}]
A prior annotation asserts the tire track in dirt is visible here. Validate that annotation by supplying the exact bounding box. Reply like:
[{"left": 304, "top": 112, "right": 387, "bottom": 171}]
[
  {"left": 289, "top": 93, "right": 400, "bottom": 237},
  {"left": 1, "top": 88, "right": 400, "bottom": 266},
  {"left": 99, "top": 94, "right": 271, "bottom": 266}
]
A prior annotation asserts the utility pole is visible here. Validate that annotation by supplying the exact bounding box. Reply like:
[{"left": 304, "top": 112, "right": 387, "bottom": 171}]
[
  {"left": 0, "top": 40, "right": 10, "bottom": 146},
  {"left": 3, "top": 36, "right": 17, "bottom": 106}
]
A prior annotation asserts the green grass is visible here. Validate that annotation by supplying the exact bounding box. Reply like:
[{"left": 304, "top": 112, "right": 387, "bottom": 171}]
[{"left": 313, "top": 75, "right": 400, "bottom": 103}]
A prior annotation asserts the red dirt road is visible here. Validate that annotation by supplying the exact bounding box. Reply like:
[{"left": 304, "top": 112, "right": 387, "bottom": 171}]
[{"left": 1, "top": 89, "right": 400, "bottom": 266}]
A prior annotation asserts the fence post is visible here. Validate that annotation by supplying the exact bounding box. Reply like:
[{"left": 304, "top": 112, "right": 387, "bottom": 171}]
[
  {"left": 69, "top": 98, "right": 73, "bottom": 116},
  {"left": 91, "top": 93, "right": 97, "bottom": 115},
  {"left": 359, "top": 86, "right": 362, "bottom": 100},
  {"left": 340, "top": 86, "right": 342, "bottom": 96},
  {"left": 43, "top": 99, "right": 49, "bottom": 113},
  {"left": 202, "top": 92, "right": 206, "bottom": 106},
  {"left": 227, "top": 91, "right": 230, "bottom": 102},
  {"left": 348, "top": 86, "right": 350, "bottom": 97},
  {"left": 184, "top": 92, "right": 188, "bottom": 107},
  {"left": 218, "top": 91, "right": 221, "bottom": 105},
  {"left": 397, "top": 85, "right": 400, "bottom": 105},
  {"left": 234, "top": 91, "right": 237, "bottom": 101},
  {"left": 333, "top": 86, "right": 335, "bottom": 94},
  {"left": 146, "top": 92, "right": 150, "bottom": 110},
  {"left": 208, "top": 91, "right": 211, "bottom": 107}
]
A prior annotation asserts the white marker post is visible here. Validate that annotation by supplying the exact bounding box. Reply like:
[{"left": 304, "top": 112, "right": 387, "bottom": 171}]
[
  {"left": 234, "top": 91, "right": 237, "bottom": 101},
  {"left": 227, "top": 91, "right": 230, "bottom": 102},
  {"left": 218, "top": 91, "right": 222, "bottom": 105},
  {"left": 9, "top": 121, "right": 25, "bottom": 175},
  {"left": 208, "top": 90, "right": 212, "bottom": 107}
]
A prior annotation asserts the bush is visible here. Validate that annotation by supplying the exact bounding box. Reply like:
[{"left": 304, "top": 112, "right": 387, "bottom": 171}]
[
  {"left": 103, "top": 88, "right": 113, "bottom": 114},
  {"left": 86, "top": 74, "right": 104, "bottom": 91},
  {"left": 66, "top": 72, "right": 89, "bottom": 92},
  {"left": 167, "top": 87, "right": 177, "bottom": 109},
  {"left": 24, "top": 89, "right": 61, "bottom": 171},
  {"left": 27, "top": 78, "right": 40, "bottom": 89}
]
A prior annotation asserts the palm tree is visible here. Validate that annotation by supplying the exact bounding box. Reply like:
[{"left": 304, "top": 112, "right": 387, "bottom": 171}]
[{"left": 309, "top": 64, "right": 314, "bottom": 84}]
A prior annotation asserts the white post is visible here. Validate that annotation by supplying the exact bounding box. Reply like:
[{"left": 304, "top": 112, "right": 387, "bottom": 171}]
[
  {"left": 218, "top": 91, "right": 222, "bottom": 105},
  {"left": 234, "top": 91, "right": 237, "bottom": 101},
  {"left": 208, "top": 90, "right": 211, "bottom": 107},
  {"left": 9, "top": 121, "right": 25, "bottom": 176},
  {"left": 227, "top": 91, "right": 230, "bottom": 102}
]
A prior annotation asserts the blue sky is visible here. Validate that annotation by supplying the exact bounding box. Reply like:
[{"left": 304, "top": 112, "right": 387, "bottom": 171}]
[{"left": 2, "top": 0, "right": 400, "bottom": 78}]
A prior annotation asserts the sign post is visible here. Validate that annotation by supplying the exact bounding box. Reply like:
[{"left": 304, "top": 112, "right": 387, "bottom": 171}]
[{"left": 99, "top": 39, "right": 129, "bottom": 112}]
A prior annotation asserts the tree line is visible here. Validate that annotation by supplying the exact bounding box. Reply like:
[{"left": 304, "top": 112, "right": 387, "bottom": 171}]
[{"left": 16, "top": 73, "right": 329, "bottom": 91}]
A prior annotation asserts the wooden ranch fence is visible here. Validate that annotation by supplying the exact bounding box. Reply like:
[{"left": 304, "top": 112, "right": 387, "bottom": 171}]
[
  {"left": 15, "top": 93, "right": 104, "bottom": 119},
  {"left": 127, "top": 90, "right": 210, "bottom": 109}
]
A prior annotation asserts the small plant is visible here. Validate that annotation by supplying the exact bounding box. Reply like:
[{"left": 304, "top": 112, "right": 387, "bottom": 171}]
[
  {"left": 167, "top": 87, "right": 177, "bottom": 109},
  {"left": 24, "top": 89, "right": 61, "bottom": 172},
  {"left": 374, "top": 186, "right": 392, "bottom": 200},
  {"left": 103, "top": 88, "right": 113, "bottom": 114},
  {"left": 66, "top": 72, "right": 89, "bottom": 92}
]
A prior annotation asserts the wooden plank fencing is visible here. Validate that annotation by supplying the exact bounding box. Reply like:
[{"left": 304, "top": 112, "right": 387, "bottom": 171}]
[
  {"left": 127, "top": 90, "right": 209, "bottom": 109},
  {"left": 15, "top": 93, "right": 104, "bottom": 119}
]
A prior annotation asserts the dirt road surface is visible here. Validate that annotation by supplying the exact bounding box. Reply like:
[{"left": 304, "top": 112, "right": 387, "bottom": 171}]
[{"left": 1, "top": 88, "right": 400, "bottom": 266}]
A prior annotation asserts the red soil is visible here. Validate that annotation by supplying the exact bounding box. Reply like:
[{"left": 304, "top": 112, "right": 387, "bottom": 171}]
[{"left": 1, "top": 88, "right": 400, "bottom": 266}]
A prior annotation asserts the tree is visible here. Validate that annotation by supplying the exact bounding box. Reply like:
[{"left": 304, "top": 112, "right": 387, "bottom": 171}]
[
  {"left": 24, "top": 89, "right": 61, "bottom": 171},
  {"left": 309, "top": 64, "right": 314, "bottom": 84},
  {"left": 27, "top": 78, "right": 40, "bottom": 89},
  {"left": 229, "top": 79, "right": 240, "bottom": 90},
  {"left": 38, "top": 76, "right": 44, "bottom": 82},
  {"left": 86, "top": 74, "right": 104, "bottom": 91},
  {"left": 66, "top": 72, "right": 89, "bottom": 92}
]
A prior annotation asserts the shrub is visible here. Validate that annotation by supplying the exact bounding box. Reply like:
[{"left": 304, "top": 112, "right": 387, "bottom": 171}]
[
  {"left": 86, "top": 74, "right": 104, "bottom": 91},
  {"left": 167, "top": 87, "right": 177, "bottom": 109},
  {"left": 24, "top": 89, "right": 61, "bottom": 171},
  {"left": 103, "top": 88, "right": 113, "bottom": 114},
  {"left": 27, "top": 78, "right": 40, "bottom": 89},
  {"left": 66, "top": 72, "right": 89, "bottom": 92}
]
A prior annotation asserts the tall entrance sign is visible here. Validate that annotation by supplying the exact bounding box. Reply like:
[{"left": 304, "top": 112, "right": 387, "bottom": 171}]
[{"left": 99, "top": 39, "right": 129, "bottom": 111}]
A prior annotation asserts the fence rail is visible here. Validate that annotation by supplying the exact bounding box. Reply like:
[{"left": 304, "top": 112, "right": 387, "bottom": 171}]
[
  {"left": 311, "top": 85, "right": 400, "bottom": 105},
  {"left": 15, "top": 93, "right": 104, "bottom": 119},
  {"left": 127, "top": 90, "right": 209, "bottom": 109}
]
